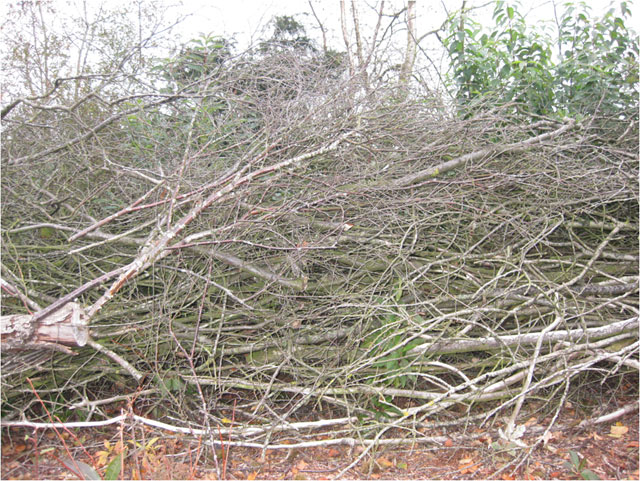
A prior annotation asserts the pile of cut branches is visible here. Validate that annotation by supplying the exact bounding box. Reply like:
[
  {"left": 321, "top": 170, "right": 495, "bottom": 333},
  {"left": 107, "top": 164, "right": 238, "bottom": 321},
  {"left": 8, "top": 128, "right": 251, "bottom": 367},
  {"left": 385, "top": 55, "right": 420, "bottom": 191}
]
[{"left": 1, "top": 49, "right": 638, "bottom": 466}]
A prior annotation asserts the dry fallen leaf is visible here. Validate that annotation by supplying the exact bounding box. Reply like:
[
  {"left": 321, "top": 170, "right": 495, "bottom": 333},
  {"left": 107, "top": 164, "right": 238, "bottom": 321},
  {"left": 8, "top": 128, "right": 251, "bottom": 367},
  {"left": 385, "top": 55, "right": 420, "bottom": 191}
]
[
  {"left": 327, "top": 448, "right": 340, "bottom": 457},
  {"left": 96, "top": 450, "right": 111, "bottom": 467},
  {"left": 247, "top": 471, "right": 258, "bottom": 481},
  {"left": 541, "top": 431, "right": 554, "bottom": 445},
  {"left": 376, "top": 457, "right": 394, "bottom": 468},
  {"left": 609, "top": 423, "right": 629, "bottom": 438},
  {"left": 459, "top": 457, "right": 479, "bottom": 474}
]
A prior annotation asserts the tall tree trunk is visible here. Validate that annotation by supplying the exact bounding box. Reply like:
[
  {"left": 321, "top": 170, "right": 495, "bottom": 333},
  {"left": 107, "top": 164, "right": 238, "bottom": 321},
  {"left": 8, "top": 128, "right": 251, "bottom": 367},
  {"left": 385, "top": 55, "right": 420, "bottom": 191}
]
[
  {"left": 399, "top": 0, "right": 417, "bottom": 86},
  {"left": 339, "top": 0, "right": 355, "bottom": 78}
]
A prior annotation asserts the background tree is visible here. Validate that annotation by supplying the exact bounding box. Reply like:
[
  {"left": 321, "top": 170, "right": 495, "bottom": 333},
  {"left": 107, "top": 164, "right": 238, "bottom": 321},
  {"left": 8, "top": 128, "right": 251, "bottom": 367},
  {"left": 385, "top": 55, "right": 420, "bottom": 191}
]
[
  {"left": 398, "top": 0, "right": 417, "bottom": 87},
  {"left": 443, "top": 0, "right": 638, "bottom": 117},
  {"left": 259, "top": 15, "right": 316, "bottom": 53},
  {"left": 553, "top": 1, "right": 638, "bottom": 117}
]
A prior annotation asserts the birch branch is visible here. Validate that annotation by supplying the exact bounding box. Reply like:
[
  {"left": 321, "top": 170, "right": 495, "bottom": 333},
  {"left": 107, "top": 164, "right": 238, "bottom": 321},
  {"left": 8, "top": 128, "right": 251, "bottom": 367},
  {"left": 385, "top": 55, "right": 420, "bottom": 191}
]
[
  {"left": 86, "top": 132, "right": 353, "bottom": 320},
  {"left": 410, "top": 317, "right": 638, "bottom": 355},
  {"left": 394, "top": 118, "right": 577, "bottom": 186}
]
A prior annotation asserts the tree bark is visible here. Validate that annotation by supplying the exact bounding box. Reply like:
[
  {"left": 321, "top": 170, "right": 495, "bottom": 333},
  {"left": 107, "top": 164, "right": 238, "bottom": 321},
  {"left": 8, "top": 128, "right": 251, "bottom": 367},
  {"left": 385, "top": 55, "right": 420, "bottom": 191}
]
[
  {"left": 399, "top": 0, "right": 417, "bottom": 86},
  {"left": 1, "top": 302, "right": 89, "bottom": 351}
]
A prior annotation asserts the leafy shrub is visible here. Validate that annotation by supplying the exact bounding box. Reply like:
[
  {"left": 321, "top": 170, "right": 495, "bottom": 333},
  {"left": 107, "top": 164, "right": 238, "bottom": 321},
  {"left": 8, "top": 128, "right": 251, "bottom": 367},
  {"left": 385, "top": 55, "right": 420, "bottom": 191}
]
[{"left": 444, "top": 1, "right": 638, "bottom": 118}]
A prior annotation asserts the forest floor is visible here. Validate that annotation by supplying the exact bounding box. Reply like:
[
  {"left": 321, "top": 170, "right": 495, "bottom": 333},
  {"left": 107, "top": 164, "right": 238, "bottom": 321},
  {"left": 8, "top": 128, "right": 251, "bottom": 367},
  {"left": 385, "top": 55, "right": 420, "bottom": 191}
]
[{"left": 2, "top": 394, "right": 638, "bottom": 480}]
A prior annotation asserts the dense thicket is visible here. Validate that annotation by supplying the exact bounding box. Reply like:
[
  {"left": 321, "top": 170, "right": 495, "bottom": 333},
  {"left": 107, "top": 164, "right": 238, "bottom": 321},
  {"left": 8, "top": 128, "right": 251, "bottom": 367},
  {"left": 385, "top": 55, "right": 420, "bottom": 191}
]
[{"left": 1, "top": 1, "right": 637, "bottom": 474}]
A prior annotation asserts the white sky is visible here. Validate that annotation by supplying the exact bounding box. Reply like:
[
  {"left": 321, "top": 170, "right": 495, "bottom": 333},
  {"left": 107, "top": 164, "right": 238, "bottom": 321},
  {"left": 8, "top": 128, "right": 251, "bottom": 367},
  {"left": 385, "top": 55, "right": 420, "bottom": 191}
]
[
  {"left": 1, "top": 0, "right": 632, "bottom": 97},
  {"left": 10, "top": 0, "right": 629, "bottom": 53},
  {"left": 168, "top": 0, "right": 630, "bottom": 49},
  {"left": 155, "top": 0, "right": 631, "bottom": 91}
]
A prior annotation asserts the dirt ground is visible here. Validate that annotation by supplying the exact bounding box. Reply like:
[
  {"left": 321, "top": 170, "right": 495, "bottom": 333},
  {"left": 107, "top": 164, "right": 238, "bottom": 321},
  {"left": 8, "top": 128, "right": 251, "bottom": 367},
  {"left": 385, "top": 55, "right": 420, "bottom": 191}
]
[{"left": 2, "top": 395, "right": 638, "bottom": 480}]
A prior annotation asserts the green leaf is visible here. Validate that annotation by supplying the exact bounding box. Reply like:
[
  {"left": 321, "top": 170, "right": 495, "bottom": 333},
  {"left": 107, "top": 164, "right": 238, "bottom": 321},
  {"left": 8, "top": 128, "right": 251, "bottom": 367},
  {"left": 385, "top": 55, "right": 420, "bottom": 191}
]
[
  {"left": 385, "top": 359, "right": 398, "bottom": 370},
  {"left": 569, "top": 450, "right": 581, "bottom": 467},
  {"left": 60, "top": 459, "right": 101, "bottom": 481},
  {"left": 394, "top": 375, "right": 408, "bottom": 388},
  {"left": 154, "top": 374, "right": 171, "bottom": 397},
  {"left": 621, "top": 2, "right": 629, "bottom": 16},
  {"left": 167, "top": 377, "right": 183, "bottom": 391},
  {"left": 373, "top": 396, "right": 404, "bottom": 416},
  {"left": 580, "top": 469, "right": 601, "bottom": 480},
  {"left": 105, "top": 453, "right": 123, "bottom": 481},
  {"left": 507, "top": 6, "right": 514, "bottom": 20}
]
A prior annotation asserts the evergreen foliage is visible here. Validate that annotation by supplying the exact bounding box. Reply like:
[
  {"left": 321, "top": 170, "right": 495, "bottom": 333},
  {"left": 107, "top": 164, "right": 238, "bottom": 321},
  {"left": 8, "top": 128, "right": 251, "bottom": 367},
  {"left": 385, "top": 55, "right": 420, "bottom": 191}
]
[{"left": 444, "top": 1, "right": 638, "bottom": 117}]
